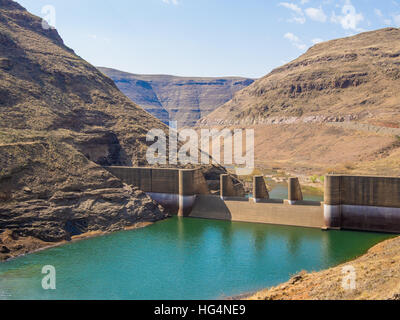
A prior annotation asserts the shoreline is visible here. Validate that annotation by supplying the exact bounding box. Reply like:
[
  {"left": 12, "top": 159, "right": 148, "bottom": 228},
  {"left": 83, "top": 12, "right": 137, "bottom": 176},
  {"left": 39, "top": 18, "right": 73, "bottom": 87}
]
[
  {"left": 243, "top": 235, "right": 400, "bottom": 300},
  {"left": 2, "top": 215, "right": 397, "bottom": 300},
  {"left": 0, "top": 220, "right": 161, "bottom": 263}
]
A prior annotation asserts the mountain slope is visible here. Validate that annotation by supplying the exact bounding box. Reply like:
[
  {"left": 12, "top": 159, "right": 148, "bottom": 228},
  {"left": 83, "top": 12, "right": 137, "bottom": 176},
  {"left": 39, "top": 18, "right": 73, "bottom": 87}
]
[
  {"left": 98, "top": 67, "right": 254, "bottom": 127},
  {"left": 197, "top": 28, "right": 400, "bottom": 176},
  {"left": 0, "top": 0, "right": 168, "bottom": 166},
  {"left": 200, "top": 28, "right": 400, "bottom": 126},
  {"left": 0, "top": 0, "right": 171, "bottom": 259}
]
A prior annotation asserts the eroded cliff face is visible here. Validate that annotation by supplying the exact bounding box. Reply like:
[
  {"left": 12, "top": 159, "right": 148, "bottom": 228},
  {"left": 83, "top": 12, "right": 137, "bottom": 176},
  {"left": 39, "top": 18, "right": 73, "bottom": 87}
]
[
  {"left": 98, "top": 67, "right": 254, "bottom": 127},
  {"left": 0, "top": 0, "right": 172, "bottom": 259},
  {"left": 199, "top": 28, "right": 400, "bottom": 126},
  {"left": 0, "top": 1, "right": 170, "bottom": 166},
  {"left": 0, "top": 141, "right": 167, "bottom": 261},
  {"left": 197, "top": 28, "right": 400, "bottom": 177}
]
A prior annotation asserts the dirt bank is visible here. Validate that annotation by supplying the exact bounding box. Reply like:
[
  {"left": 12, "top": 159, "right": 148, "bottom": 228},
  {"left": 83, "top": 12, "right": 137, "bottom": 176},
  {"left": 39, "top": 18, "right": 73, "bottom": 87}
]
[{"left": 246, "top": 235, "right": 400, "bottom": 300}]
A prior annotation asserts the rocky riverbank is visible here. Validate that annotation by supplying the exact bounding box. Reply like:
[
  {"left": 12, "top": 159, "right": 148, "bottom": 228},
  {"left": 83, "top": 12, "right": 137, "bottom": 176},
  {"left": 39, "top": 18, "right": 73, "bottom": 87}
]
[
  {"left": 0, "top": 140, "right": 169, "bottom": 262},
  {"left": 246, "top": 235, "right": 400, "bottom": 300}
]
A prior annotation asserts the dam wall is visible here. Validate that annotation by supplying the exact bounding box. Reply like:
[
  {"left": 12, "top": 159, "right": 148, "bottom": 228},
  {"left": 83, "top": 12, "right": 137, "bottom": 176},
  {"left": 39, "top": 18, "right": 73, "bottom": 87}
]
[
  {"left": 106, "top": 168, "right": 400, "bottom": 233},
  {"left": 324, "top": 175, "right": 400, "bottom": 233},
  {"left": 104, "top": 167, "right": 209, "bottom": 214},
  {"left": 190, "top": 174, "right": 400, "bottom": 232},
  {"left": 190, "top": 174, "right": 324, "bottom": 229},
  {"left": 189, "top": 196, "right": 324, "bottom": 228}
]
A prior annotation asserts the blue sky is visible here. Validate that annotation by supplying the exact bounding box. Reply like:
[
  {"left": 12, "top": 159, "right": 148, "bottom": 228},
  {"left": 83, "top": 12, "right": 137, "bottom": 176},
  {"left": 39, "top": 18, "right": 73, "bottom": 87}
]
[{"left": 16, "top": 0, "right": 400, "bottom": 78}]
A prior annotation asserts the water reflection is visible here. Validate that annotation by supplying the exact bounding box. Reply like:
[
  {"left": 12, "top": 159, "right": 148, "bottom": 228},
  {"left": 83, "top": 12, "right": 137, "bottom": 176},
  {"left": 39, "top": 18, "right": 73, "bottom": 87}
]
[{"left": 0, "top": 217, "right": 393, "bottom": 300}]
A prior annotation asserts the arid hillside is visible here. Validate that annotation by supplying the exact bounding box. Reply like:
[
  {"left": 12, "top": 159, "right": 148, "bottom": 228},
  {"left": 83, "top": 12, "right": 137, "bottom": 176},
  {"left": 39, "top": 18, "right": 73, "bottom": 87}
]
[
  {"left": 198, "top": 28, "right": 400, "bottom": 176},
  {"left": 98, "top": 67, "right": 254, "bottom": 127},
  {"left": 0, "top": 0, "right": 173, "bottom": 259},
  {"left": 0, "top": 0, "right": 168, "bottom": 166},
  {"left": 0, "top": 140, "right": 167, "bottom": 261}
]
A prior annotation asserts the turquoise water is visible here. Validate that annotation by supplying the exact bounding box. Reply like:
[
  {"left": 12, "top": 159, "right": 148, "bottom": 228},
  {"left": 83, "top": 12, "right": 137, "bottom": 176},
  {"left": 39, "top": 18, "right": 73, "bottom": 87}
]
[
  {"left": 0, "top": 217, "right": 392, "bottom": 300},
  {"left": 267, "top": 181, "right": 324, "bottom": 202},
  {"left": 246, "top": 180, "right": 324, "bottom": 202}
]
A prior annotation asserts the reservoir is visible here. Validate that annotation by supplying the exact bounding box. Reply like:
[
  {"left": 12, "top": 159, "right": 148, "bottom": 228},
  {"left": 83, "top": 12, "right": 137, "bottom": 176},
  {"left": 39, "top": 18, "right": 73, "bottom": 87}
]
[
  {"left": 0, "top": 216, "right": 392, "bottom": 300},
  {"left": 0, "top": 184, "right": 393, "bottom": 300}
]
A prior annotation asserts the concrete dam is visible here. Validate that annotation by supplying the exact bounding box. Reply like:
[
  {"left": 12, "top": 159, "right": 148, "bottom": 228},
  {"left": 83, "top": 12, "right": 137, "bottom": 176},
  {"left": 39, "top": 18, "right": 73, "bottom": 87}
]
[{"left": 105, "top": 167, "right": 400, "bottom": 233}]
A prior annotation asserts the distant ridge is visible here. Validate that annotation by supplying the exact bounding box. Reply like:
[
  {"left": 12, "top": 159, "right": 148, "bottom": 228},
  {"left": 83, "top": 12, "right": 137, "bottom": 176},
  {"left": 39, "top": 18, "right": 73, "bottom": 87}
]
[
  {"left": 199, "top": 28, "right": 400, "bottom": 127},
  {"left": 197, "top": 28, "right": 400, "bottom": 176},
  {"left": 98, "top": 67, "right": 254, "bottom": 127}
]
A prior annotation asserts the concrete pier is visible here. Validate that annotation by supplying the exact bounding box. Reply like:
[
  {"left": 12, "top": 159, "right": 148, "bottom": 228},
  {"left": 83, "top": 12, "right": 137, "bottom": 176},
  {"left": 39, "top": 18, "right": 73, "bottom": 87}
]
[
  {"left": 324, "top": 175, "right": 342, "bottom": 229},
  {"left": 324, "top": 175, "right": 400, "bottom": 233},
  {"left": 220, "top": 174, "right": 242, "bottom": 200},
  {"left": 252, "top": 176, "right": 269, "bottom": 203},
  {"left": 178, "top": 170, "right": 196, "bottom": 217},
  {"left": 288, "top": 177, "right": 303, "bottom": 204},
  {"left": 105, "top": 167, "right": 209, "bottom": 215}
]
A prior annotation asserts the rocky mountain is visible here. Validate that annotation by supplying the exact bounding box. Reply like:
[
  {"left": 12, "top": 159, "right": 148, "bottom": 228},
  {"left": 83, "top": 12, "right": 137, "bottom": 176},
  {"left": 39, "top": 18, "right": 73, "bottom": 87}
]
[
  {"left": 98, "top": 67, "right": 254, "bottom": 127},
  {"left": 200, "top": 28, "right": 400, "bottom": 127},
  {"left": 0, "top": 0, "right": 170, "bottom": 167},
  {"left": 0, "top": 0, "right": 172, "bottom": 259},
  {"left": 198, "top": 28, "right": 400, "bottom": 177},
  {"left": 0, "top": 141, "right": 167, "bottom": 261}
]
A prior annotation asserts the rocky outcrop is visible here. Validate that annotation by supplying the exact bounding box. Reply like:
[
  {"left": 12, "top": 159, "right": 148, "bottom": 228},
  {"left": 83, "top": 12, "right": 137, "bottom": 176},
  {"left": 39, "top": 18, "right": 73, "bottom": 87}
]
[
  {"left": 0, "top": 141, "right": 167, "bottom": 261},
  {"left": 0, "top": 1, "right": 174, "bottom": 260},
  {"left": 199, "top": 28, "right": 400, "bottom": 127},
  {"left": 0, "top": 1, "right": 237, "bottom": 261},
  {"left": 98, "top": 67, "right": 254, "bottom": 127},
  {"left": 196, "top": 28, "right": 400, "bottom": 177},
  {"left": 0, "top": 1, "right": 169, "bottom": 166}
]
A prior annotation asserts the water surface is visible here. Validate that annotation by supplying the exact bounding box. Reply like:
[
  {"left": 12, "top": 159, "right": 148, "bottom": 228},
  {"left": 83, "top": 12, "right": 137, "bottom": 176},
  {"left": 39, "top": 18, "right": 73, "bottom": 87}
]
[{"left": 0, "top": 217, "right": 392, "bottom": 300}]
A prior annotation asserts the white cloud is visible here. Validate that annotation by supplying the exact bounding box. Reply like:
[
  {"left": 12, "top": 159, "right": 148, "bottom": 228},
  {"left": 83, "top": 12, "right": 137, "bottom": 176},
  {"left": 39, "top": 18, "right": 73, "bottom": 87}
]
[
  {"left": 331, "top": 0, "right": 364, "bottom": 31},
  {"left": 305, "top": 7, "right": 327, "bottom": 22},
  {"left": 279, "top": 2, "right": 306, "bottom": 24},
  {"left": 292, "top": 16, "right": 306, "bottom": 24},
  {"left": 393, "top": 15, "right": 400, "bottom": 27},
  {"left": 311, "top": 38, "right": 324, "bottom": 45},
  {"left": 374, "top": 8, "right": 396, "bottom": 26},
  {"left": 284, "top": 32, "right": 307, "bottom": 51},
  {"left": 374, "top": 8, "right": 383, "bottom": 18},
  {"left": 88, "top": 34, "right": 110, "bottom": 42},
  {"left": 162, "top": 0, "right": 178, "bottom": 5},
  {"left": 284, "top": 32, "right": 300, "bottom": 42},
  {"left": 279, "top": 2, "right": 303, "bottom": 15},
  {"left": 384, "top": 18, "right": 392, "bottom": 25}
]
